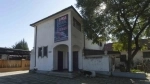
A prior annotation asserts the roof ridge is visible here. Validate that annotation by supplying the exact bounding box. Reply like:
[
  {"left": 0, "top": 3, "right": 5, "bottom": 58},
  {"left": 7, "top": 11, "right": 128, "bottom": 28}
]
[{"left": 30, "top": 5, "right": 82, "bottom": 26}]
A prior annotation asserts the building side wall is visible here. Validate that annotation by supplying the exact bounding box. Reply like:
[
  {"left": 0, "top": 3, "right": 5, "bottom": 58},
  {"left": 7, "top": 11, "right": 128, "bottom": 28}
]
[
  {"left": 30, "top": 49, "right": 35, "bottom": 70},
  {"left": 1, "top": 54, "right": 8, "bottom": 60},
  {"left": 71, "top": 10, "right": 84, "bottom": 69},
  {"left": 83, "top": 56, "right": 110, "bottom": 71},
  {"left": 85, "top": 39, "right": 105, "bottom": 50},
  {"left": 118, "top": 50, "right": 150, "bottom": 67}
]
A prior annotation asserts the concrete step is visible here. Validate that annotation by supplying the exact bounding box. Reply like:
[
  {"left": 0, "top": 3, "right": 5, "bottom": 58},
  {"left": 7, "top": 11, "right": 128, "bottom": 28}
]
[
  {"left": 47, "top": 71, "right": 79, "bottom": 78},
  {"left": 30, "top": 70, "right": 79, "bottom": 78}
]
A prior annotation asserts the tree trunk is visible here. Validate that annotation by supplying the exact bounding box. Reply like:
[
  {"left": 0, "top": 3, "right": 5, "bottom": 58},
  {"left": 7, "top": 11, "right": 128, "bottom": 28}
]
[
  {"left": 126, "top": 57, "right": 131, "bottom": 72},
  {"left": 126, "top": 33, "right": 132, "bottom": 72}
]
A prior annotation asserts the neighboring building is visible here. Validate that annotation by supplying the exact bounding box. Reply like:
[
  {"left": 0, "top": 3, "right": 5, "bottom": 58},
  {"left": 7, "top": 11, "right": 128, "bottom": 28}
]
[
  {"left": 104, "top": 39, "right": 150, "bottom": 67},
  {"left": 0, "top": 47, "right": 30, "bottom": 60},
  {"left": 30, "top": 6, "right": 120, "bottom": 73}
]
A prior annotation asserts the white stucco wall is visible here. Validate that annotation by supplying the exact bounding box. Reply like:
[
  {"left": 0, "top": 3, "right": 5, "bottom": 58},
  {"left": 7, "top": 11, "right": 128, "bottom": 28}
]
[
  {"left": 35, "top": 19, "right": 54, "bottom": 71},
  {"left": 115, "top": 58, "right": 120, "bottom": 67},
  {"left": 85, "top": 39, "right": 105, "bottom": 50},
  {"left": 33, "top": 10, "right": 72, "bottom": 71},
  {"left": 83, "top": 56, "right": 110, "bottom": 71},
  {"left": 30, "top": 49, "right": 35, "bottom": 70},
  {"left": 71, "top": 10, "right": 84, "bottom": 70}
]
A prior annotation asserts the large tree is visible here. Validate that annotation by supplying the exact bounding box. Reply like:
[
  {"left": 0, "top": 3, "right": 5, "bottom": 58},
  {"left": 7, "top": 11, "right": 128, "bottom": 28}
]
[
  {"left": 12, "top": 39, "right": 29, "bottom": 50},
  {"left": 76, "top": 0, "right": 150, "bottom": 71}
]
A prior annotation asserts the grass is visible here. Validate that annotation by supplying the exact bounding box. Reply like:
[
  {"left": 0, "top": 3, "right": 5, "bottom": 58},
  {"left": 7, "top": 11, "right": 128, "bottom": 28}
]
[{"left": 131, "top": 69, "right": 144, "bottom": 73}]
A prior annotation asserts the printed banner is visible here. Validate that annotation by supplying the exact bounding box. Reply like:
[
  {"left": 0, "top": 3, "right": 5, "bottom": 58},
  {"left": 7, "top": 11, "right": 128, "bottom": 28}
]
[{"left": 54, "top": 14, "right": 68, "bottom": 42}]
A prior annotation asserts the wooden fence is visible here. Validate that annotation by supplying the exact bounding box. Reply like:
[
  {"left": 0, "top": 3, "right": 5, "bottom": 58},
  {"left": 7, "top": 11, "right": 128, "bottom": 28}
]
[{"left": 0, "top": 60, "right": 30, "bottom": 72}]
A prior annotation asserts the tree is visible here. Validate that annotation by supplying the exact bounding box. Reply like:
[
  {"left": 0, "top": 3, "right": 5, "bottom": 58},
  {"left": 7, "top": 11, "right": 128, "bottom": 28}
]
[
  {"left": 76, "top": 0, "right": 150, "bottom": 71},
  {"left": 112, "top": 40, "right": 149, "bottom": 51},
  {"left": 112, "top": 42, "right": 124, "bottom": 51},
  {"left": 12, "top": 39, "right": 29, "bottom": 50}
]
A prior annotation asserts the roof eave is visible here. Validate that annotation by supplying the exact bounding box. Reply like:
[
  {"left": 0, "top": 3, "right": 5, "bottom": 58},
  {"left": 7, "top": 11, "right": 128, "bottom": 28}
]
[{"left": 30, "top": 5, "right": 83, "bottom": 27}]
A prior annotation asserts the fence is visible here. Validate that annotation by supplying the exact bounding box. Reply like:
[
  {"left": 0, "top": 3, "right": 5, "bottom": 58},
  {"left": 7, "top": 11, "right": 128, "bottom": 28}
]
[{"left": 0, "top": 59, "right": 30, "bottom": 72}]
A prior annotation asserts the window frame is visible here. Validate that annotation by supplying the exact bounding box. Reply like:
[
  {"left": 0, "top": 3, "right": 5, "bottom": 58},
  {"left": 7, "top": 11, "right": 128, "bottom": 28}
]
[
  {"left": 143, "top": 52, "right": 150, "bottom": 58},
  {"left": 38, "top": 47, "right": 42, "bottom": 58},
  {"left": 73, "top": 17, "right": 81, "bottom": 31},
  {"left": 43, "top": 46, "right": 48, "bottom": 57}
]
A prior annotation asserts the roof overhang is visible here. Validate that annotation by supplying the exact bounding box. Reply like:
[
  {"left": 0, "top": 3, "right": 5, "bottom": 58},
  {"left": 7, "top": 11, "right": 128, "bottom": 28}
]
[
  {"left": 0, "top": 47, "right": 30, "bottom": 55},
  {"left": 30, "top": 5, "right": 83, "bottom": 27},
  {"left": 84, "top": 49, "right": 120, "bottom": 58}
]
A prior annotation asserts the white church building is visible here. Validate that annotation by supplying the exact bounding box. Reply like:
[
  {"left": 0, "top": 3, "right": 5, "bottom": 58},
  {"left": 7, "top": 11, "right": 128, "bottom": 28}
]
[{"left": 30, "top": 6, "right": 120, "bottom": 73}]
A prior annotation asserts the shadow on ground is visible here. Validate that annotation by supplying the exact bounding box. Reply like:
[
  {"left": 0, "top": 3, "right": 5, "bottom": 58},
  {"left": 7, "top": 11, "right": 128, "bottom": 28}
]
[{"left": 0, "top": 72, "right": 149, "bottom": 84}]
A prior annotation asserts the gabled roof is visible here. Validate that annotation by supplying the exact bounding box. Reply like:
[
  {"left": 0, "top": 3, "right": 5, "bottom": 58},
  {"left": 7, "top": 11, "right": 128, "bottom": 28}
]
[{"left": 30, "top": 5, "right": 82, "bottom": 27}]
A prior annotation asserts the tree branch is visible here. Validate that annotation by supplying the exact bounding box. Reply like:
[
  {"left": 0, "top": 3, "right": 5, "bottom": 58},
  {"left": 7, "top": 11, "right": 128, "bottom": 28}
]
[
  {"left": 133, "top": 1, "right": 150, "bottom": 30},
  {"left": 131, "top": 37, "right": 141, "bottom": 59},
  {"left": 120, "top": 3, "right": 132, "bottom": 31},
  {"left": 131, "top": 17, "right": 150, "bottom": 58},
  {"left": 136, "top": 17, "right": 150, "bottom": 39},
  {"left": 132, "top": 15, "right": 140, "bottom": 30},
  {"left": 117, "top": 14, "right": 129, "bottom": 33},
  {"left": 121, "top": 13, "right": 132, "bottom": 31}
]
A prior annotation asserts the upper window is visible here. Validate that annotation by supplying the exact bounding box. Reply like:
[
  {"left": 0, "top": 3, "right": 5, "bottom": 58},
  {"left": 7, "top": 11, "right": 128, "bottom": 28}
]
[
  {"left": 143, "top": 52, "right": 150, "bottom": 58},
  {"left": 38, "top": 47, "right": 42, "bottom": 57},
  {"left": 73, "top": 17, "right": 81, "bottom": 31},
  {"left": 43, "top": 46, "right": 48, "bottom": 57}
]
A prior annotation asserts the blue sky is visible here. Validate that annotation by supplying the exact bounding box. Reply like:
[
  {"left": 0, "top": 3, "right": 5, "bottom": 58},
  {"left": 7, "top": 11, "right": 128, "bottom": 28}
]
[{"left": 0, "top": 0, "right": 77, "bottom": 50}]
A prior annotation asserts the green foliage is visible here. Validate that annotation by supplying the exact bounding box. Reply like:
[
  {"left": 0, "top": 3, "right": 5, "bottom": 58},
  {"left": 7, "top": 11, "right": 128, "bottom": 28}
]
[
  {"left": 112, "top": 42, "right": 124, "bottom": 51},
  {"left": 12, "top": 39, "right": 29, "bottom": 50},
  {"left": 76, "top": 0, "right": 150, "bottom": 43},
  {"left": 76, "top": 0, "right": 150, "bottom": 71},
  {"left": 113, "top": 42, "right": 148, "bottom": 51},
  {"left": 141, "top": 44, "right": 148, "bottom": 51}
]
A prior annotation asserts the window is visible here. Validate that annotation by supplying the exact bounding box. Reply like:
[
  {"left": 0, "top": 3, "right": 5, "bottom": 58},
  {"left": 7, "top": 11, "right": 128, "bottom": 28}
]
[
  {"left": 38, "top": 47, "right": 42, "bottom": 57},
  {"left": 143, "top": 52, "right": 150, "bottom": 58},
  {"left": 43, "top": 46, "right": 48, "bottom": 57},
  {"left": 120, "top": 55, "right": 126, "bottom": 62},
  {"left": 73, "top": 17, "right": 81, "bottom": 31}
]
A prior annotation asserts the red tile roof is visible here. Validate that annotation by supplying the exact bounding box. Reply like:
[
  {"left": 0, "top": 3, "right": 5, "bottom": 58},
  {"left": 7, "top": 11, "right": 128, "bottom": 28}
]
[{"left": 103, "top": 43, "right": 113, "bottom": 51}]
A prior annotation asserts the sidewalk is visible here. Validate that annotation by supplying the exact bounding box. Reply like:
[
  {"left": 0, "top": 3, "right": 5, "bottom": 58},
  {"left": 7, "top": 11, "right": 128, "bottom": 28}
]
[
  {"left": 0, "top": 70, "right": 149, "bottom": 84},
  {"left": 147, "top": 73, "right": 150, "bottom": 80},
  {"left": 0, "top": 70, "right": 29, "bottom": 77}
]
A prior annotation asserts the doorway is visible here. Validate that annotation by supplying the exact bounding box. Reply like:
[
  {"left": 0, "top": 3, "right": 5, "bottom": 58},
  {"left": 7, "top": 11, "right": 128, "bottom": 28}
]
[
  {"left": 58, "top": 51, "right": 63, "bottom": 71},
  {"left": 73, "top": 51, "right": 78, "bottom": 71}
]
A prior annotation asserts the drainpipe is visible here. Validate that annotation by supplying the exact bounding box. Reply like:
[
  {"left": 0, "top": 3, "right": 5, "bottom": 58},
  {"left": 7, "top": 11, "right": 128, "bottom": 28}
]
[
  {"left": 34, "top": 26, "right": 37, "bottom": 67},
  {"left": 84, "top": 32, "right": 85, "bottom": 54},
  {"left": 82, "top": 32, "right": 85, "bottom": 70}
]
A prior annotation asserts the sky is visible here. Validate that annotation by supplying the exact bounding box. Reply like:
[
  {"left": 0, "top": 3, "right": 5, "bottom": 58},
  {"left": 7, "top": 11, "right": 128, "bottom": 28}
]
[{"left": 0, "top": 0, "right": 77, "bottom": 50}]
